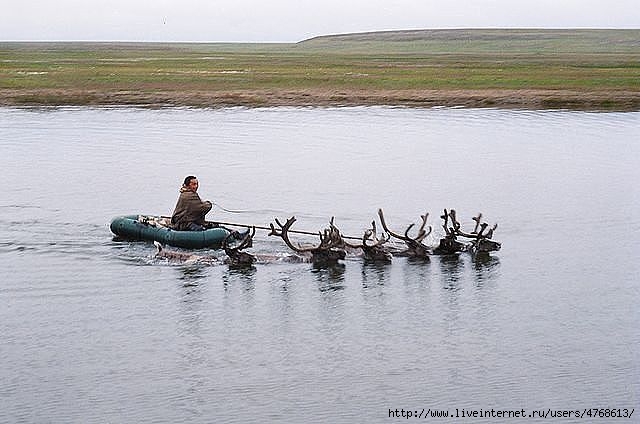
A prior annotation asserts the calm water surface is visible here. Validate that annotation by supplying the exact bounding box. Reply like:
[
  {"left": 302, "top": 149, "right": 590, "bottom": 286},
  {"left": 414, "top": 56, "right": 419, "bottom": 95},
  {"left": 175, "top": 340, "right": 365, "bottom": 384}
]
[{"left": 0, "top": 107, "right": 638, "bottom": 423}]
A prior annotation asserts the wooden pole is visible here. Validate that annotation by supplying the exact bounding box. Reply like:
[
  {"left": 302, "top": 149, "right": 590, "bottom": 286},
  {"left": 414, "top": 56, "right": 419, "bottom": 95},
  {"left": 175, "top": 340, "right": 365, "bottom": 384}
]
[
  {"left": 207, "top": 220, "right": 362, "bottom": 241},
  {"left": 159, "top": 215, "right": 363, "bottom": 240}
]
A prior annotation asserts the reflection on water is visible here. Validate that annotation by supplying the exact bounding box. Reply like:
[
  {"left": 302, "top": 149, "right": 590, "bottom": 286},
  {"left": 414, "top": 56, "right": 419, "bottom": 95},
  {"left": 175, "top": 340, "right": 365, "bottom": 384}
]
[
  {"left": 437, "top": 254, "right": 465, "bottom": 290},
  {"left": 472, "top": 255, "right": 501, "bottom": 285},
  {"left": 1, "top": 106, "right": 638, "bottom": 423},
  {"left": 360, "top": 262, "right": 389, "bottom": 288},
  {"left": 222, "top": 266, "right": 257, "bottom": 291},
  {"left": 312, "top": 264, "right": 346, "bottom": 292},
  {"left": 225, "top": 264, "right": 258, "bottom": 279},
  {"left": 178, "top": 264, "right": 210, "bottom": 284}
]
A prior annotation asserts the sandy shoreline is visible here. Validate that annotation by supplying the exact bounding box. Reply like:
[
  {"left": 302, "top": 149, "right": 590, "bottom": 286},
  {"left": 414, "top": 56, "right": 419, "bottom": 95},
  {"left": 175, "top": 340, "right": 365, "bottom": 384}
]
[{"left": 2, "top": 88, "right": 639, "bottom": 111}]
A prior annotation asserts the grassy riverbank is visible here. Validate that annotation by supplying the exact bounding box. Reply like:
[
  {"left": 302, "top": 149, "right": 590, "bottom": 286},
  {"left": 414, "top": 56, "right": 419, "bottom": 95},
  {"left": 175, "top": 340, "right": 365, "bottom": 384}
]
[{"left": 1, "top": 29, "right": 639, "bottom": 110}]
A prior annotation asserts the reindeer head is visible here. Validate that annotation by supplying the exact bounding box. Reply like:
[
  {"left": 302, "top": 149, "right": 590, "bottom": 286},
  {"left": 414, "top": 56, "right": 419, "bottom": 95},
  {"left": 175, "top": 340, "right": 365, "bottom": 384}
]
[
  {"left": 378, "top": 208, "right": 431, "bottom": 259},
  {"left": 222, "top": 227, "right": 256, "bottom": 266},
  {"left": 269, "top": 216, "right": 346, "bottom": 266},
  {"left": 432, "top": 209, "right": 466, "bottom": 255},
  {"left": 342, "top": 220, "right": 392, "bottom": 263},
  {"left": 445, "top": 210, "right": 501, "bottom": 256},
  {"left": 473, "top": 238, "right": 502, "bottom": 254}
]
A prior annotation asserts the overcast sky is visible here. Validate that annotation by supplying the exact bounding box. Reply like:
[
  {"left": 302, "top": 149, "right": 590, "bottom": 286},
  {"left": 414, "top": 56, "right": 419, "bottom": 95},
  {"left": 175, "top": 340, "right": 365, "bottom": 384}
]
[{"left": 2, "top": 0, "right": 639, "bottom": 42}]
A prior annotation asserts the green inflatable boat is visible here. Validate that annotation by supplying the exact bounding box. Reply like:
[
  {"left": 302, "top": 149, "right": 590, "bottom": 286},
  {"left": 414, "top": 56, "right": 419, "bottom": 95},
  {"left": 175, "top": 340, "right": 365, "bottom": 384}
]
[{"left": 110, "top": 214, "right": 230, "bottom": 249}]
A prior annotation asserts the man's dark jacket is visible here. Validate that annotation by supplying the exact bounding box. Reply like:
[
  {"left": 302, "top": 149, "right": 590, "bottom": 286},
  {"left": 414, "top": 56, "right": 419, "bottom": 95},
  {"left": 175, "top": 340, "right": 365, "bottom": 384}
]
[{"left": 171, "top": 187, "right": 212, "bottom": 230}]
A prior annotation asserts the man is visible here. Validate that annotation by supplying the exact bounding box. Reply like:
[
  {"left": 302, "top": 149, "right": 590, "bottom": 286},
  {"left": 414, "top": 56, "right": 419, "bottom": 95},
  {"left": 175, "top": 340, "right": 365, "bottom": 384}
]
[{"left": 171, "top": 176, "right": 212, "bottom": 231}]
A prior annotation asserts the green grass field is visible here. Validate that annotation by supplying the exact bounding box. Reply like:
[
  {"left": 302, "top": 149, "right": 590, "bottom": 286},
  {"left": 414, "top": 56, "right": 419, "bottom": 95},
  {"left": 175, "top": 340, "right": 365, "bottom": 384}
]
[{"left": 1, "top": 29, "right": 639, "bottom": 110}]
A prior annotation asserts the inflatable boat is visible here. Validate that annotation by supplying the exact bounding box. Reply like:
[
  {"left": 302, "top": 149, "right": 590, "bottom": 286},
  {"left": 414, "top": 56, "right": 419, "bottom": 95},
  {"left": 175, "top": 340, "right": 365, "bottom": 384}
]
[{"left": 110, "top": 214, "right": 230, "bottom": 249}]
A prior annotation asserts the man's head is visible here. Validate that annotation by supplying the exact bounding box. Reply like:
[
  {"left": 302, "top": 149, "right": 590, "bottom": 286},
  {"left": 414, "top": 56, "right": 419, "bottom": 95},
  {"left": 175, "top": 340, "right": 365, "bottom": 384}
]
[{"left": 183, "top": 175, "right": 199, "bottom": 192}]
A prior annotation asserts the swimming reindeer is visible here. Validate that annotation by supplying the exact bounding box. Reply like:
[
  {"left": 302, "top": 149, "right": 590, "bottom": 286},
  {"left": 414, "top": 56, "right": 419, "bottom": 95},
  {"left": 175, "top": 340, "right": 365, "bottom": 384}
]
[
  {"left": 154, "top": 241, "right": 218, "bottom": 265},
  {"left": 340, "top": 220, "right": 393, "bottom": 263},
  {"left": 222, "top": 227, "right": 257, "bottom": 266},
  {"left": 432, "top": 209, "right": 501, "bottom": 256},
  {"left": 154, "top": 226, "right": 258, "bottom": 267},
  {"left": 269, "top": 216, "right": 346, "bottom": 266},
  {"left": 441, "top": 209, "right": 501, "bottom": 256},
  {"left": 377, "top": 208, "right": 432, "bottom": 259},
  {"left": 432, "top": 209, "right": 467, "bottom": 255}
]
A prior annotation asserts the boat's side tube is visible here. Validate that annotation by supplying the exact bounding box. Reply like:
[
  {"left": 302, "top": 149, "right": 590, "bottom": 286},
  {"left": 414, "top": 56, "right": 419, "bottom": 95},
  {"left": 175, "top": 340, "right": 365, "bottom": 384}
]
[
  {"left": 110, "top": 215, "right": 229, "bottom": 249},
  {"left": 164, "top": 227, "right": 229, "bottom": 249}
]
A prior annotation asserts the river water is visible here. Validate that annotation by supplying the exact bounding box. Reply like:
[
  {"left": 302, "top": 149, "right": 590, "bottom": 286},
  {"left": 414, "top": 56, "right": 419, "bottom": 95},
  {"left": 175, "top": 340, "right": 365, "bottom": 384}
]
[{"left": 1, "top": 106, "right": 638, "bottom": 423}]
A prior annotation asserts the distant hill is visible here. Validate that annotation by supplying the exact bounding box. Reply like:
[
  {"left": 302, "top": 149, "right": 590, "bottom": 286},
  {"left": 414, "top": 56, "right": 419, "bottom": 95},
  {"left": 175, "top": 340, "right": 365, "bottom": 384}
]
[{"left": 298, "top": 29, "right": 640, "bottom": 54}]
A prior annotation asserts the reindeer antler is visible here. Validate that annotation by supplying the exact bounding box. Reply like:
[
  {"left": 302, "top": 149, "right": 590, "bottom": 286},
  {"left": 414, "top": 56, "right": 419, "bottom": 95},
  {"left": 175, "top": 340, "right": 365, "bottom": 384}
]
[
  {"left": 269, "top": 217, "right": 309, "bottom": 253},
  {"left": 222, "top": 227, "right": 256, "bottom": 266},
  {"left": 318, "top": 217, "right": 344, "bottom": 250},
  {"left": 378, "top": 208, "right": 431, "bottom": 258},
  {"left": 340, "top": 220, "right": 392, "bottom": 262},
  {"left": 342, "top": 220, "right": 386, "bottom": 248},
  {"left": 223, "top": 226, "right": 255, "bottom": 251},
  {"left": 378, "top": 208, "right": 407, "bottom": 240},
  {"left": 449, "top": 210, "right": 498, "bottom": 240},
  {"left": 364, "top": 221, "right": 390, "bottom": 248},
  {"left": 269, "top": 216, "right": 346, "bottom": 265},
  {"left": 472, "top": 212, "right": 483, "bottom": 234},
  {"left": 443, "top": 210, "right": 501, "bottom": 256},
  {"left": 441, "top": 209, "right": 453, "bottom": 236},
  {"left": 404, "top": 212, "right": 432, "bottom": 243},
  {"left": 379, "top": 209, "right": 431, "bottom": 243}
]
